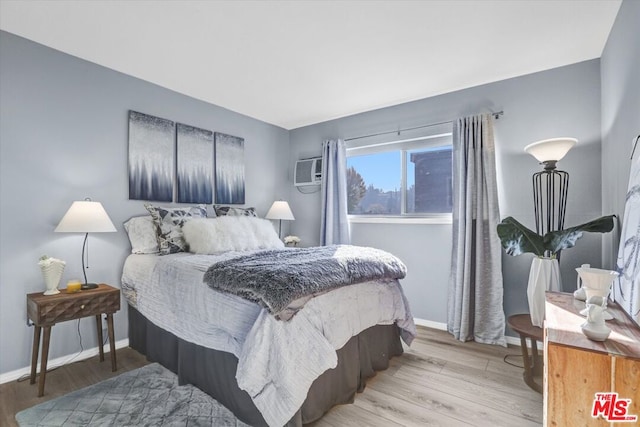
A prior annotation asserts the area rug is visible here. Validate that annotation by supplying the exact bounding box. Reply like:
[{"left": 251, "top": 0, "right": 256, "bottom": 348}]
[{"left": 16, "top": 363, "right": 250, "bottom": 426}]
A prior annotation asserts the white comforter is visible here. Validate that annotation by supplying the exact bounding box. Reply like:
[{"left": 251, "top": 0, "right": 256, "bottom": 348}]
[{"left": 121, "top": 252, "right": 416, "bottom": 427}]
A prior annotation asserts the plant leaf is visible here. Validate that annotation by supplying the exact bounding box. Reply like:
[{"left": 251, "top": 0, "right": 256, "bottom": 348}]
[
  {"left": 543, "top": 215, "right": 616, "bottom": 254},
  {"left": 496, "top": 217, "right": 545, "bottom": 257}
]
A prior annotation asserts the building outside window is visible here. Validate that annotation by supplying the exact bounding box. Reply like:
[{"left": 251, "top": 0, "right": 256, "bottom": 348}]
[{"left": 409, "top": 147, "right": 452, "bottom": 213}]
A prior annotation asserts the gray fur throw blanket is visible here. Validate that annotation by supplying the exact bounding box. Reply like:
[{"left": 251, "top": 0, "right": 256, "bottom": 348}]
[{"left": 203, "top": 245, "right": 407, "bottom": 319}]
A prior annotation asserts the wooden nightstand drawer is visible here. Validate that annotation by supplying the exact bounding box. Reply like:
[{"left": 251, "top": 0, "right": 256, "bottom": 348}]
[{"left": 27, "top": 284, "right": 120, "bottom": 326}]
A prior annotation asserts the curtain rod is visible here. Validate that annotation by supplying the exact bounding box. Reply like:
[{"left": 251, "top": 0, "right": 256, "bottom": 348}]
[{"left": 344, "top": 110, "right": 504, "bottom": 142}]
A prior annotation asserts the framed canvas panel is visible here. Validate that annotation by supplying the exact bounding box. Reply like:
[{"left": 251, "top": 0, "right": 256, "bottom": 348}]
[
  {"left": 614, "top": 136, "right": 640, "bottom": 325},
  {"left": 128, "top": 111, "right": 175, "bottom": 202},
  {"left": 215, "top": 132, "right": 245, "bottom": 204},
  {"left": 177, "top": 123, "right": 214, "bottom": 204}
]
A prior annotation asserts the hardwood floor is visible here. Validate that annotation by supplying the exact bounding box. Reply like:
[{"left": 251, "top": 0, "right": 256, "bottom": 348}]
[
  {"left": 309, "top": 327, "right": 543, "bottom": 426},
  {"left": 0, "top": 326, "right": 542, "bottom": 426},
  {"left": 0, "top": 348, "right": 149, "bottom": 427}
]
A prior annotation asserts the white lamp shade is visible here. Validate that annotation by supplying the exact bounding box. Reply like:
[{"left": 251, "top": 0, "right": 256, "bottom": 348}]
[
  {"left": 55, "top": 201, "right": 117, "bottom": 233},
  {"left": 524, "top": 137, "right": 577, "bottom": 162},
  {"left": 265, "top": 201, "right": 295, "bottom": 221}
]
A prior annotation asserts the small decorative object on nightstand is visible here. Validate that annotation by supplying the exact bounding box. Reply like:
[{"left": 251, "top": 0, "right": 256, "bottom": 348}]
[
  {"left": 284, "top": 235, "right": 300, "bottom": 247},
  {"left": 38, "top": 255, "right": 66, "bottom": 295},
  {"left": 27, "top": 283, "right": 120, "bottom": 397},
  {"left": 66, "top": 279, "right": 82, "bottom": 293}
]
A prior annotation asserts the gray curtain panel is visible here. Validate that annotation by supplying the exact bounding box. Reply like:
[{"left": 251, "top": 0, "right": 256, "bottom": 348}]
[
  {"left": 447, "top": 114, "right": 506, "bottom": 346},
  {"left": 320, "top": 139, "right": 350, "bottom": 245}
]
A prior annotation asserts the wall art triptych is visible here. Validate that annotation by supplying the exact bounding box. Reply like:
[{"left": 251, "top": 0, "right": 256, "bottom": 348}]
[{"left": 128, "top": 110, "right": 245, "bottom": 204}]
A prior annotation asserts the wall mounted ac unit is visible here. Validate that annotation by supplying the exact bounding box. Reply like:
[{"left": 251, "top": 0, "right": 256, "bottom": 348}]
[{"left": 294, "top": 157, "right": 322, "bottom": 186}]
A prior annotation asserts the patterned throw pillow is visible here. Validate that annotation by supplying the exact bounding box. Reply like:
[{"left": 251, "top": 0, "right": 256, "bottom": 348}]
[
  {"left": 213, "top": 205, "right": 258, "bottom": 217},
  {"left": 145, "top": 204, "right": 208, "bottom": 255}
]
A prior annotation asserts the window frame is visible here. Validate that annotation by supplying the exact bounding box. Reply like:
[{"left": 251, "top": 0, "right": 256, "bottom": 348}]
[{"left": 346, "top": 128, "right": 454, "bottom": 223}]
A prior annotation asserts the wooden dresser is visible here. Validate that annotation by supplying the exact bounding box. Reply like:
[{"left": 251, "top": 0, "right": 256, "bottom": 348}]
[{"left": 544, "top": 292, "right": 640, "bottom": 426}]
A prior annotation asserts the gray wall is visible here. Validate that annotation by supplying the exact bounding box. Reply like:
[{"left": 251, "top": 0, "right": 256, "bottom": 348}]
[
  {"left": 289, "top": 60, "right": 604, "bottom": 325},
  {"left": 0, "top": 31, "right": 290, "bottom": 375},
  {"left": 601, "top": 0, "right": 640, "bottom": 270}
]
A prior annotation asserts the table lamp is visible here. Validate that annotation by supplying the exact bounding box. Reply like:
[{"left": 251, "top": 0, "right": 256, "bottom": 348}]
[
  {"left": 265, "top": 200, "right": 295, "bottom": 239},
  {"left": 55, "top": 199, "right": 116, "bottom": 290}
]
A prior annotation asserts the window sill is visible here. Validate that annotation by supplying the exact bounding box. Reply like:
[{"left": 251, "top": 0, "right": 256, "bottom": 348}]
[{"left": 348, "top": 215, "right": 452, "bottom": 225}]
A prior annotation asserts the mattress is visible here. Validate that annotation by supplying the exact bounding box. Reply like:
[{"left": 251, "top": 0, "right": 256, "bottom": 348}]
[{"left": 121, "top": 251, "right": 416, "bottom": 426}]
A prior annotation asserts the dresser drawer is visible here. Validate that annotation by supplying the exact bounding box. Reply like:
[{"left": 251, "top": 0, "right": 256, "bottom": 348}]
[{"left": 27, "top": 285, "right": 120, "bottom": 326}]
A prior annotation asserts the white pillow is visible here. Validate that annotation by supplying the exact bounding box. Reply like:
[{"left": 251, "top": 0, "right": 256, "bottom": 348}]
[
  {"left": 182, "top": 216, "right": 284, "bottom": 254},
  {"left": 123, "top": 216, "right": 159, "bottom": 254}
]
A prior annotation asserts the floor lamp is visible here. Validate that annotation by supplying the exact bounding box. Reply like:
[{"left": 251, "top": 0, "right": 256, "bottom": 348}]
[
  {"left": 524, "top": 137, "right": 577, "bottom": 257},
  {"left": 55, "top": 199, "right": 116, "bottom": 290},
  {"left": 265, "top": 200, "right": 295, "bottom": 239}
]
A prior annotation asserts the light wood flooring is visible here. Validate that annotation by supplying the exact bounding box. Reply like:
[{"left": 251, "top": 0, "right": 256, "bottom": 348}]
[
  {"left": 0, "top": 326, "right": 542, "bottom": 426},
  {"left": 309, "top": 327, "right": 543, "bottom": 426}
]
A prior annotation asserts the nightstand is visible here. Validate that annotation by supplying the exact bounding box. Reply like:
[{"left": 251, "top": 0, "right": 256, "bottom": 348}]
[
  {"left": 27, "top": 283, "right": 120, "bottom": 396},
  {"left": 507, "top": 314, "right": 543, "bottom": 394}
]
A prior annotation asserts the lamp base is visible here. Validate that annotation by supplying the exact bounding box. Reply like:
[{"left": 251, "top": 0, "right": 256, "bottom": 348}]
[{"left": 81, "top": 282, "right": 99, "bottom": 290}]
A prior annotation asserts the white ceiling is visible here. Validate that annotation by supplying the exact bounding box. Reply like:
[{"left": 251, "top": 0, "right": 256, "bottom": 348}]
[{"left": 0, "top": 0, "right": 622, "bottom": 130}]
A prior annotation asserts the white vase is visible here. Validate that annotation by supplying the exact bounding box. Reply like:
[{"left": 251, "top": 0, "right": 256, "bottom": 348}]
[
  {"left": 40, "top": 259, "right": 65, "bottom": 296},
  {"left": 527, "top": 257, "right": 561, "bottom": 327}
]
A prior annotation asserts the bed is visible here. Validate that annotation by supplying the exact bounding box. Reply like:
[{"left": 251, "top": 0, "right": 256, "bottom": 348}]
[{"left": 121, "top": 208, "right": 416, "bottom": 426}]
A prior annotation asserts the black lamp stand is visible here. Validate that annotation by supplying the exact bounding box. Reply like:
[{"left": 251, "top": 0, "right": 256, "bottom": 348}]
[
  {"left": 81, "top": 232, "right": 98, "bottom": 290},
  {"left": 532, "top": 161, "right": 569, "bottom": 258}
]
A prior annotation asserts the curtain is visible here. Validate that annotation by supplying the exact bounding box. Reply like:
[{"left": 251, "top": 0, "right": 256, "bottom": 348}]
[
  {"left": 447, "top": 114, "right": 506, "bottom": 346},
  {"left": 320, "top": 139, "right": 350, "bottom": 245}
]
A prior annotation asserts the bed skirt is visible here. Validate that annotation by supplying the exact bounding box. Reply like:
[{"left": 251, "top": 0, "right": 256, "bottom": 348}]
[{"left": 127, "top": 305, "right": 404, "bottom": 426}]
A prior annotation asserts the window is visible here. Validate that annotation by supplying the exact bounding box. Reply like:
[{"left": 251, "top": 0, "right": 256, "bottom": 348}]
[{"left": 346, "top": 124, "right": 453, "bottom": 217}]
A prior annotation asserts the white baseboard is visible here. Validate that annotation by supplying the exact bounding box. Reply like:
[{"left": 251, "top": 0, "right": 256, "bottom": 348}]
[
  {"left": 0, "top": 339, "right": 129, "bottom": 385},
  {"left": 413, "top": 317, "right": 447, "bottom": 331},
  {"left": 413, "top": 317, "right": 526, "bottom": 347},
  {"left": 505, "top": 335, "right": 524, "bottom": 347}
]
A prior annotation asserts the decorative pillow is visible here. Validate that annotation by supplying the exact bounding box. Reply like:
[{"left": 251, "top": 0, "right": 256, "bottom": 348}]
[
  {"left": 214, "top": 205, "right": 258, "bottom": 217},
  {"left": 145, "top": 204, "right": 208, "bottom": 255},
  {"left": 182, "top": 216, "right": 284, "bottom": 254},
  {"left": 123, "top": 216, "right": 159, "bottom": 254}
]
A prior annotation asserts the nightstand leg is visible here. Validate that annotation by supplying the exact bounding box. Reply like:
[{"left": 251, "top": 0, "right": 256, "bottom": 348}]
[
  {"left": 531, "top": 339, "right": 543, "bottom": 376},
  {"left": 38, "top": 326, "right": 51, "bottom": 397},
  {"left": 520, "top": 336, "right": 532, "bottom": 382},
  {"left": 96, "top": 315, "right": 104, "bottom": 362},
  {"left": 106, "top": 313, "right": 117, "bottom": 371},
  {"left": 30, "top": 326, "right": 41, "bottom": 385}
]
